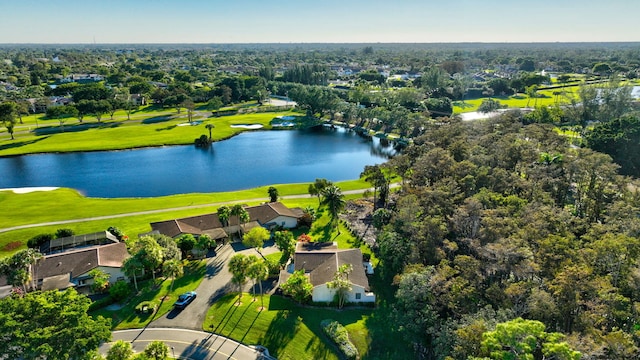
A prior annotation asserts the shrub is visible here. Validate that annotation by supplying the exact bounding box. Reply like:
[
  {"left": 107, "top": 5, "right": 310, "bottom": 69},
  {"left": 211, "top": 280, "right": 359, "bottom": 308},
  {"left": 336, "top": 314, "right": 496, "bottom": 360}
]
[
  {"left": 135, "top": 300, "right": 158, "bottom": 314},
  {"left": 265, "top": 258, "right": 281, "bottom": 278},
  {"left": 297, "top": 233, "right": 312, "bottom": 242},
  {"left": 321, "top": 319, "right": 359, "bottom": 360},
  {"left": 27, "top": 233, "right": 54, "bottom": 248},
  {"left": 107, "top": 226, "right": 125, "bottom": 241},
  {"left": 109, "top": 280, "right": 131, "bottom": 301},
  {"left": 88, "top": 295, "right": 116, "bottom": 312},
  {"left": 55, "top": 228, "right": 75, "bottom": 238},
  {"left": 194, "top": 134, "right": 210, "bottom": 148}
]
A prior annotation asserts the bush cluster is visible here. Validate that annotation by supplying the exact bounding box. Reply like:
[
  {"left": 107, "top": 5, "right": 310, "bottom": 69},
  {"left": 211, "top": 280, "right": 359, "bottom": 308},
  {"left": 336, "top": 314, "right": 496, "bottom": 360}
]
[
  {"left": 321, "top": 319, "right": 358, "bottom": 360},
  {"left": 135, "top": 300, "right": 158, "bottom": 314},
  {"left": 88, "top": 295, "right": 116, "bottom": 312}
]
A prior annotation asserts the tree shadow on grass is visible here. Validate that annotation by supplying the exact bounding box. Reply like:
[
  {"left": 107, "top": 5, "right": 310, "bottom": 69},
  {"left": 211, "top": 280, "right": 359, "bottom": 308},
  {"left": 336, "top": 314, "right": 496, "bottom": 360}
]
[
  {"left": 0, "top": 136, "right": 49, "bottom": 151},
  {"left": 142, "top": 115, "right": 172, "bottom": 124},
  {"left": 155, "top": 125, "right": 177, "bottom": 131},
  {"left": 33, "top": 122, "right": 121, "bottom": 136},
  {"left": 310, "top": 223, "right": 334, "bottom": 243},
  {"left": 259, "top": 308, "right": 296, "bottom": 357}
]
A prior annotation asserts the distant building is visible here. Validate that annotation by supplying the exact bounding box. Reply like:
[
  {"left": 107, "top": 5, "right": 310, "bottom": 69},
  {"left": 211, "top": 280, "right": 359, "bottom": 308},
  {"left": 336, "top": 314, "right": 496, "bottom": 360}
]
[{"left": 60, "top": 74, "right": 104, "bottom": 84}]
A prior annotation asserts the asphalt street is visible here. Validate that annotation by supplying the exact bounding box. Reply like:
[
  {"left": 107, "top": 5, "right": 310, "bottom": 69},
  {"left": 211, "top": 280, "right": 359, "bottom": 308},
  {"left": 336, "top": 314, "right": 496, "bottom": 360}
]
[
  {"left": 100, "top": 328, "right": 262, "bottom": 360},
  {"left": 100, "top": 242, "right": 280, "bottom": 359}
]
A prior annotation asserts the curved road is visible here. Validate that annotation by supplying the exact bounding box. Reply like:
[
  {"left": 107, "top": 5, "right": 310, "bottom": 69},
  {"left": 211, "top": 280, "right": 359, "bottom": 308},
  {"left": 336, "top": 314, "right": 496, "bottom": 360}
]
[
  {"left": 0, "top": 186, "right": 398, "bottom": 233},
  {"left": 99, "top": 328, "right": 262, "bottom": 360}
]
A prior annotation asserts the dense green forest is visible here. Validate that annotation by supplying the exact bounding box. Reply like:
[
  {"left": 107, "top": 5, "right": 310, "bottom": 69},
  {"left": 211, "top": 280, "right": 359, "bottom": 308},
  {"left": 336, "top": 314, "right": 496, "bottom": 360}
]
[
  {"left": 1, "top": 43, "right": 640, "bottom": 359},
  {"left": 369, "top": 111, "right": 640, "bottom": 359}
]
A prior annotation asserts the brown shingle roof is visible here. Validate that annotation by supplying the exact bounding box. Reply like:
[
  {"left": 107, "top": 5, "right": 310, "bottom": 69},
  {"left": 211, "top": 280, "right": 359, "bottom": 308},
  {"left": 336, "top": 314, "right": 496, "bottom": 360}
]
[
  {"left": 36, "top": 242, "right": 129, "bottom": 282},
  {"left": 149, "top": 220, "right": 183, "bottom": 238},
  {"left": 150, "top": 202, "right": 301, "bottom": 238},
  {"left": 293, "top": 245, "right": 370, "bottom": 291}
]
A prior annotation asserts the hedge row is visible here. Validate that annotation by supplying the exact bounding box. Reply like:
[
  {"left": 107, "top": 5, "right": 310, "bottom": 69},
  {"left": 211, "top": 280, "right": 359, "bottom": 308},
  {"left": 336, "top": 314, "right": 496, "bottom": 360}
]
[{"left": 321, "top": 319, "right": 358, "bottom": 360}]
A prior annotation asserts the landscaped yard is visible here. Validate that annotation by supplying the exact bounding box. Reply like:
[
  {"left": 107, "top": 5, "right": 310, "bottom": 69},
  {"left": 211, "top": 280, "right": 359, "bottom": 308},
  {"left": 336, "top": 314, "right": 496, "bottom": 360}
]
[
  {"left": 91, "top": 260, "right": 206, "bottom": 330},
  {"left": 202, "top": 293, "right": 372, "bottom": 360}
]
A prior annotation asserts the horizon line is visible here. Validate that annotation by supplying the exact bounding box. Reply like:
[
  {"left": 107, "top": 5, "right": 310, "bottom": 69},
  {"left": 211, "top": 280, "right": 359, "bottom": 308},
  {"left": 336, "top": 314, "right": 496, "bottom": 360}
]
[{"left": 1, "top": 41, "right": 640, "bottom": 46}]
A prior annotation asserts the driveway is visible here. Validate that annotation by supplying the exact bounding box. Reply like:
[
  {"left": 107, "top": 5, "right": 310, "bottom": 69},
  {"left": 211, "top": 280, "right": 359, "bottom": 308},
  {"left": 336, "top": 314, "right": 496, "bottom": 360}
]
[
  {"left": 100, "top": 243, "right": 280, "bottom": 359},
  {"left": 148, "top": 242, "right": 280, "bottom": 330}
]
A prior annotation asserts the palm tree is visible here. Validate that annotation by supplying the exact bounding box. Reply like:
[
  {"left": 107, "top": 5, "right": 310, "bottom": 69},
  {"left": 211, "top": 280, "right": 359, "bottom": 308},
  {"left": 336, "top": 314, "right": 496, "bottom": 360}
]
[
  {"left": 228, "top": 254, "right": 250, "bottom": 304},
  {"left": 244, "top": 255, "right": 259, "bottom": 298},
  {"left": 123, "top": 256, "right": 144, "bottom": 292},
  {"left": 320, "top": 185, "right": 346, "bottom": 230},
  {"left": 327, "top": 264, "right": 353, "bottom": 309},
  {"left": 231, "top": 204, "right": 249, "bottom": 238},
  {"left": 162, "top": 259, "right": 184, "bottom": 292},
  {"left": 239, "top": 209, "right": 250, "bottom": 237},
  {"left": 205, "top": 123, "right": 215, "bottom": 142},
  {"left": 217, "top": 205, "right": 231, "bottom": 227},
  {"left": 247, "top": 259, "right": 269, "bottom": 307},
  {"left": 308, "top": 178, "right": 332, "bottom": 206}
]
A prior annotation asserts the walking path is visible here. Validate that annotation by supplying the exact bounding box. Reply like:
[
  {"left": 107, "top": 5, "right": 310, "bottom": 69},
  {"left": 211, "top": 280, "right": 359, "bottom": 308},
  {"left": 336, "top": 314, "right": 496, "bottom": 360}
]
[{"left": 0, "top": 186, "right": 398, "bottom": 233}]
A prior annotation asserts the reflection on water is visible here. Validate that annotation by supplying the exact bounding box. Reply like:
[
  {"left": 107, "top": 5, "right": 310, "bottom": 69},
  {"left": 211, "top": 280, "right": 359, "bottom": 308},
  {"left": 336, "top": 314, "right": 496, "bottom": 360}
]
[{"left": 0, "top": 127, "right": 395, "bottom": 198}]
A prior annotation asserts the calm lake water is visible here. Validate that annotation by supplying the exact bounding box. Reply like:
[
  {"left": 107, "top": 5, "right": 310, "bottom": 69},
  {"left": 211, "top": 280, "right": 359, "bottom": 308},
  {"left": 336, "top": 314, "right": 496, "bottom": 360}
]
[{"left": 0, "top": 126, "right": 395, "bottom": 198}]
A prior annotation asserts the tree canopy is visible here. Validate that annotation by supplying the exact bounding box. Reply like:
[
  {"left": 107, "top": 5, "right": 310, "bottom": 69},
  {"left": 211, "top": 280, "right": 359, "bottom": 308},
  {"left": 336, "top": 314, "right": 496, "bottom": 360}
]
[{"left": 0, "top": 289, "right": 111, "bottom": 359}]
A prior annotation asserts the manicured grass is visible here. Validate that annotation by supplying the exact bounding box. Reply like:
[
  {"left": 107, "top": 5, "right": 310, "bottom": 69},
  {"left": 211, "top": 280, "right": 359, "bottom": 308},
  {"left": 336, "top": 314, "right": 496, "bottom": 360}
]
[
  {"left": 0, "top": 179, "right": 371, "bottom": 257},
  {"left": 0, "top": 110, "right": 300, "bottom": 156},
  {"left": 453, "top": 94, "right": 563, "bottom": 114},
  {"left": 202, "top": 293, "right": 372, "bottom": 360},
  {"left": 91, "top": 260, "right": 206, "bottom": 330}
]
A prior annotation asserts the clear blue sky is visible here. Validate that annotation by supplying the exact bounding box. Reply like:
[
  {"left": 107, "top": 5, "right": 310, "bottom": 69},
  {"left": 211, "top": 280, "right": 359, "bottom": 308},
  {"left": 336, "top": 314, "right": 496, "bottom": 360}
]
[{"left": 0, "top": 0, "right": 638, "bottom": 43}]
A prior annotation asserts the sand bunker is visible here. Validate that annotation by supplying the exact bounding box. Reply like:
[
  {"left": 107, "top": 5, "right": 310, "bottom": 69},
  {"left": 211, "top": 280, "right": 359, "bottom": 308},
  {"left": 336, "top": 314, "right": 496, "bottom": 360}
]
[
  {"left": 230, "top": 124, "right": 264, "bottom": 129},
  {"left": 0, "top": 187, "right": 59, "bottom": 194}
]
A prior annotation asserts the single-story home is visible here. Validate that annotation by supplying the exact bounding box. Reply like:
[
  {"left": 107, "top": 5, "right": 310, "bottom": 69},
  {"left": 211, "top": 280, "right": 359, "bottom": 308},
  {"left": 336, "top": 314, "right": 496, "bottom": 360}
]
[
  {"left": 280, "top": 242, "right": 375, "bottom": 304},
  {"left": 150, "top": 202, "right": 304, "bottom": 241},
  {"left": 40, "top": 230, "right": 119, "bottom": 255},
  {"left": 35, "top": 242, "right": 129, "bottom": 292}
]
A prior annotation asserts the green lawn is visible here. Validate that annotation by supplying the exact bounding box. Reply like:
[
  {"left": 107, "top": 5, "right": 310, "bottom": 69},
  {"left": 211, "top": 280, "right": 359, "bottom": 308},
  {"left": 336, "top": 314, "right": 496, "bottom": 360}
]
[
  {"left": 0, "top": 179, "right": 372, "bottom": 257},
  {"left": 453, "top": 85, "right": 583, "bottom": 114},
  {"left": 92, "top": 260, "right": 206, "bottom": 330},
  {"left": 203, "top": 293, "right": 371, "bottom": 360},
  {"left": 0, "top": 110, "right": 300, "bottom": 156}
]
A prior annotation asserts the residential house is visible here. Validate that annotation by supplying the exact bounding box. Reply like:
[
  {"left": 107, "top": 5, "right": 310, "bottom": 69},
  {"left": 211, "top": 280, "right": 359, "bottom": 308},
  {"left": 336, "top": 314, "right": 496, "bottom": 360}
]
[
  {"left": 129, "top": 93, "right": 146, "bottom": 106},
  {"left": 35, "top": 242, "right": 129, "bottom": 292},
  {"left": 280, "top": 242, "right": 375, "bottom": 304},
  {"left": 150, "top": 202, "right": 303, "bottom": 241},
  {"left": 40, "top": 230, "right": 119, "bottom": 255},
  {"left": 60, "top": 73, "right": 104, "bottom": 84}
]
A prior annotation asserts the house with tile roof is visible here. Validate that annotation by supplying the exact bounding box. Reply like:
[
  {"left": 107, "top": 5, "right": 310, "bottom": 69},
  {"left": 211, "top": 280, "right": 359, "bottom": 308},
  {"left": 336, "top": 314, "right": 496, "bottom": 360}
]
[
  {"left": 280, "top": 242, "right": 375, "bottom": 304},
  {"left": 149, "top": 202, "right": 303, "bottom": 241},
  {"left": 34, "top": 242, "right": 129, "bottom": 292}
]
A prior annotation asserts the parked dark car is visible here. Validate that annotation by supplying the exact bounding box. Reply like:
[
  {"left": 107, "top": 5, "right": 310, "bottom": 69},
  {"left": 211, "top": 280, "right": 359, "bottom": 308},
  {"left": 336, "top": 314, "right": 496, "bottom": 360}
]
[{"left": 174, "top": 291, "right": 197, "bottom": 309}]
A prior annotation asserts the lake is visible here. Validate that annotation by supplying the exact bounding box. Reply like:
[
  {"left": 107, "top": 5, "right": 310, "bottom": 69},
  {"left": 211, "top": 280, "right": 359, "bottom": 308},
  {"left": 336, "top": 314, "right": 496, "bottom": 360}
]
[{"left": 0, "top": 126, "right": 395, "bottom": 198}]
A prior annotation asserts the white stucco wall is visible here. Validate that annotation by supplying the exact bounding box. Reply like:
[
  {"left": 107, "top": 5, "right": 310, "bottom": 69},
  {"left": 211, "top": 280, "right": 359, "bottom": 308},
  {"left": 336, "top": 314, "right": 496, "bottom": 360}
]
[
  {"left": 313, "top": 284, "right": 334, "bottom": 302},
  {"left": 270, "top": 215, "right": 298, "bottom": 229},
  {"left": 312, "top": 283, "right": 375, "bottom": 304},
  {"left": 78, "top": 266, "right": 127, "bottom": 285}
]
